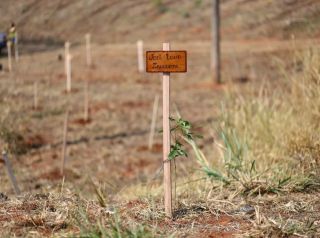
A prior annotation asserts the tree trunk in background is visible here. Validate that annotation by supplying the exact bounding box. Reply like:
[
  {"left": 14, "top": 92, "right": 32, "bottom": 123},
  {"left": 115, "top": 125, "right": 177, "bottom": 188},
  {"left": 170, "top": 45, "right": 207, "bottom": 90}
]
[{"left": 212, "top": 0, "right": 221, "bottom": 84}]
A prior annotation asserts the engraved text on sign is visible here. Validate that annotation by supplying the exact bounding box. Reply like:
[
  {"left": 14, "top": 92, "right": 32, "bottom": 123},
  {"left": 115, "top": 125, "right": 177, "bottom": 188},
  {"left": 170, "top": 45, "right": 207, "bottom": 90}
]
[{"left": 146, "top": 51, "right": 187, "bottom": 73}]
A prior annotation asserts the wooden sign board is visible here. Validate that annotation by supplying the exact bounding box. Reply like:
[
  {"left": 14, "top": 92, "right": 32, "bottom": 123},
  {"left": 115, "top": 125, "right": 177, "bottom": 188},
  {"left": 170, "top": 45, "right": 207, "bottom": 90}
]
[{"left": 146, "top": 51, "right": 187, "bottom": 73}]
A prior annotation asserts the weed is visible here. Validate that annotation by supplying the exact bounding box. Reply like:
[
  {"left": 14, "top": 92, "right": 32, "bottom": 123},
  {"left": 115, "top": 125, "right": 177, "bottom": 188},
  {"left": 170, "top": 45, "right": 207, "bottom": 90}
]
[
  {"left": 72, "top": 208, "right": 154, "bottom": 238},
  {"left": 168, "top": 110, "right": 320, "bottom": 196}
]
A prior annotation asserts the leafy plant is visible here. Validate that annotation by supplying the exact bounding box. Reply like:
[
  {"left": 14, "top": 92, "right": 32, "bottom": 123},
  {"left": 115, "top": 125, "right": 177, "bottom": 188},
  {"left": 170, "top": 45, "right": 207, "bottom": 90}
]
[
  {"left": 168, "top": 117, "right": 229, "bottom": 184},
  {"left": 167, "top": 116, "right": 317, "bottom": 195}
]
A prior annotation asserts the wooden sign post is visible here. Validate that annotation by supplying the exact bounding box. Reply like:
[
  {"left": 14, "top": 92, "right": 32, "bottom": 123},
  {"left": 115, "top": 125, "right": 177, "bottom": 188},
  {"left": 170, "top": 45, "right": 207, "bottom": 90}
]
[
  {"left": 85, "top": 34, "right": 92, "bottom": 67},
  {"left": 7, "top": 41, "right": 12, "bottom": 72},
  {"left": 137, "top": 40, "right": 144, "bottom": 73},
  {"left": 146, "top": 43, "right": 187, "bottom": 218},
  {"left": 2, "top": 151, "right": 20, "bottom": 195}
]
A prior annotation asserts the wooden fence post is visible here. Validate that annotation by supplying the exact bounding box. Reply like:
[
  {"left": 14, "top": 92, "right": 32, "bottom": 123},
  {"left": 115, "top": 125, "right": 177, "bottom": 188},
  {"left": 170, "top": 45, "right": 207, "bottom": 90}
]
[
  {"left": 65, "top": 41, "right": 70, "bottom": 75},
  {"left": 61, "top": 111, "right": 69, "bottom": 175},
  {"left": 84, "top": 80, "right": 89, "bottom": 121},
  {"left": 2, "top": 151, "right": 20, "bottom": 195},
  {"left": 137, "top": 40, "right": 144, "bottom": 73},
  {"left": 211, "top": 0, "right": 221, "bottom": 84},
  {"left": 162, "top": 42, "right": 172, "bottom": 218},
  {"left": 33, "top": 81, "right": 38, "bottom": 110},
  {"left": 85, "top": 34, "right": 92, "bottom": 67}
]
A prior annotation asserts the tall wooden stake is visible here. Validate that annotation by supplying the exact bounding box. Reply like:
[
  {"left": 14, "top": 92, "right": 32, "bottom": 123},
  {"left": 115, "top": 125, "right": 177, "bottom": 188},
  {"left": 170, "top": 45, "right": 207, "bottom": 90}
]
[
  {"left": 162, "top": 42, "right": 172, "bottom": 218},
  {"left": 85, "top": 34, "right": 92, "bottom": 67},
  {"left": 33, "top": 81, "right": 38, "bottom": 110},
  {"left": 61, "top": 111, "right": 69, "bottom": 175},
  {"left": 148, "top": 94, "right": 159, "bottom": 150},
  {"left": 66, "top": 53, "right": 72, "bottom": 93},
  {"left": 15, "top": 32, "right": 19, "bottom": 62},
  {"left": 7, "top": 41, "right": 12, "bottom": 72},
  {"left": 137, "top": 40, "right": 144, "bottom": 73},
  {"left": 64, "top": 41, "right": 70, "bottom": 75},
  {"left": 84, "top": 80, "right": 89, "bottom": 121},
  {"left": 2, "top": 151, "right": 20, "bottom": 195},
  {"left": 211, "top": 0, "right": 221, "bottom": 84}
]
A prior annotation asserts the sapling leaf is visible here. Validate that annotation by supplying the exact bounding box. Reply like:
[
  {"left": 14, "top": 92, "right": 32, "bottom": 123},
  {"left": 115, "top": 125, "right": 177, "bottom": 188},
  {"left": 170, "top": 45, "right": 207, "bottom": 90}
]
[
  {"left": 168, "top": 141, "right": 188, "bottom": 161},
  {"left": 178, "top": 119, "right": 191, "bottom": 130},
  {"left": 185, "top": 133, "right": 193, "bottom": 140}
]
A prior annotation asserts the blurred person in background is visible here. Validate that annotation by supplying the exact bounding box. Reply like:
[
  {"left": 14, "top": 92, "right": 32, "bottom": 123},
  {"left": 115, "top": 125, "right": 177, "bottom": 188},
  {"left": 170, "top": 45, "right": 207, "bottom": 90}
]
[{"left": 7, "top": 22, "right": 17, "bottom": 52}]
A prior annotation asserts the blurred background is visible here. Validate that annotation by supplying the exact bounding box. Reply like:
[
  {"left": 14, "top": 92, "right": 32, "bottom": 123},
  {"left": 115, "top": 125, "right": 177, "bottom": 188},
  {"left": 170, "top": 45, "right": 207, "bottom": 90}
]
[{"left": 1, "top": 0, "right": 320, "bottom": 46}]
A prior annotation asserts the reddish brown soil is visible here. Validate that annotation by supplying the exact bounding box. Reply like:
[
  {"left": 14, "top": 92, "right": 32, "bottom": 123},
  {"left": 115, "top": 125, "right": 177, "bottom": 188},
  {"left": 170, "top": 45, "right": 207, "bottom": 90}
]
[
  {"left": 38, "top": 168, "right": 81, "bottom": 181},
  {"left": 136, "top": 143, "right": 163, "bottom": 153},
  {"left": 24, "top": 134, "right": 47, "bottom": 149},
  {"left": 72, "top": 118, "right": 92, "bottom": 125}
]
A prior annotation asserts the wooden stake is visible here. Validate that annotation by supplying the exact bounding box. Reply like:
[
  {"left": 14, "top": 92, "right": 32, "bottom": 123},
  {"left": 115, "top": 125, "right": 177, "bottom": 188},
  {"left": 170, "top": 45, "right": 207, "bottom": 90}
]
[
  {"left": 15, "top": 32, "right": 19, "bottom": 62},
  {"left": 33, "top": 81, "right": 38, "bottom": 110},
  {"left": 64, "top": 41, "right": 70, "bottom": 75},
  {"left": 162, "top": 42, "right": 172, "bottom": 218},
  {"left": 66, "top": 53, "right": 72, "bottom": 93},
  {"left": 7, "top": 41, "right": 12, "bottom": 72},
  {"left": 84, "top": 80, "right": 89, "bottom": 121},
  {"left": 61, "top": 111, "right": 69, "bottom": 175},
  {"left": 148, "top": 94, "right": 159, "bottom": 150},
  {"left": 137, "top": 40, "right": 144, "bottom": 73},
  {"left": 2, "top": 151, "right": 20, "bottom": 195},
  {"left": 211, "top": 0, "right": 221, "bottom": 84},
  {"left": 85, "top": 34, "right": 92, "bottom": 67}
]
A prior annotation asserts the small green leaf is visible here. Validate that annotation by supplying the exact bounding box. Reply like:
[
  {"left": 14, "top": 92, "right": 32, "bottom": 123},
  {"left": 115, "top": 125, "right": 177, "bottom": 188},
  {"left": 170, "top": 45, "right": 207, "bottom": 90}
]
[{"left": 168, "top": 141, "right": 188, "bottom": 161}]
